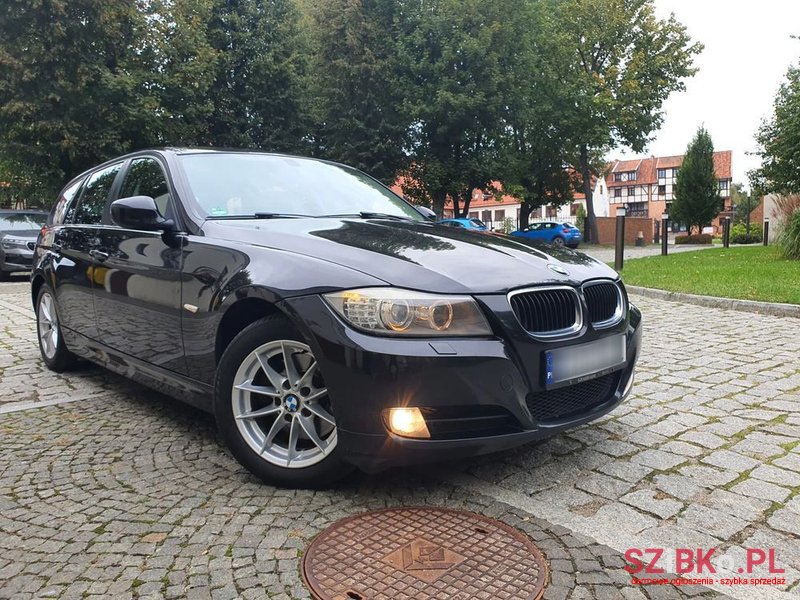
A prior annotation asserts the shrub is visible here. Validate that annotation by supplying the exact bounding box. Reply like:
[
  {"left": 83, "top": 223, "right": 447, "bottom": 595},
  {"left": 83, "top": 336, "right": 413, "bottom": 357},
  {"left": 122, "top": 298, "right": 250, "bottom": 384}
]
[
  {"left": 779, "top": 209, "right": 800, "bottom": 259},
  {"left": 675, "top": 233, "right": 713, "bottom": 245},
  {"left": 729, "top": 222, "right": 763, "bottom": 244}
]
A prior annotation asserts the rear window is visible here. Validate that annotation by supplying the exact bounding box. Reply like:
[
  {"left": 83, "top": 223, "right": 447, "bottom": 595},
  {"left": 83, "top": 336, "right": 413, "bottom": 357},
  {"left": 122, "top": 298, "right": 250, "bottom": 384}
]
[
  {"left": 0, "top": 212, "right": 47, "bottom": 231},
  {"left": 469, "top": 219, "right": 486, "bottom": 228}
]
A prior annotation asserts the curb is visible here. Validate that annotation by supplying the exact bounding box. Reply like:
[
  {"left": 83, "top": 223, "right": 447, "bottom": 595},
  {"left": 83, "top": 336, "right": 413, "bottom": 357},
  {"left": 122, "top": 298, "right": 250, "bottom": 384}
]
[{"left": 627, "top": 286, "right": 800, "bottom": 319}]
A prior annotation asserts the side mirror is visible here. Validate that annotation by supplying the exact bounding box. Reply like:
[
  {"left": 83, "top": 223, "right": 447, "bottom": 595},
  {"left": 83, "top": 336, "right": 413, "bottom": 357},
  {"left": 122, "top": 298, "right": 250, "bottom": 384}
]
[
  {"left": 110, "top": 196, "right": 175, "bottom": 232},
  {"left": 416, "top": 205, "right": 437, "bottom": 221}
]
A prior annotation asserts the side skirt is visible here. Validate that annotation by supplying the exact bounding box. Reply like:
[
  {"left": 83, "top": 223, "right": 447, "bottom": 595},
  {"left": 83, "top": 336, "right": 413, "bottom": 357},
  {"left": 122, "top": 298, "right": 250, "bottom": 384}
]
[{"left": 61, "top": 326, "right": 214, "bottom": 413}]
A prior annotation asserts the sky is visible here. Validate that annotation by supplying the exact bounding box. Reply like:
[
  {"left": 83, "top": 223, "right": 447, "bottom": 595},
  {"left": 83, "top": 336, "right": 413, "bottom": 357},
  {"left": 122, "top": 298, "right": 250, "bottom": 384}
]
[{"left": 613, "top": 0, "right": 800, "bottom": 188}]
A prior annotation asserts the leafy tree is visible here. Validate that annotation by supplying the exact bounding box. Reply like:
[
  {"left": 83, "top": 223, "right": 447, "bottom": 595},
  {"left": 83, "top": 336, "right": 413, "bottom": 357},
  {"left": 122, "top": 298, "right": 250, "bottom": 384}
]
[
  {"left": 753, "top": 64, "right": 800, "bottom": 194},
  {"left": 136, "top": 0, "right": 219, "bottom": 146},
  {"left": 305, "top": 0, "right": 408, "bottom": 183},
  {"left": 201, "top": 0, "right": 310, "bottom": 152},
  {"left": 0, "top": 0, "right": 155, "bottom": 201},
  {"left": 397, "top": 0, "right": 519, "bottom": 218},
  {"left": 551, "top": 0, "right": 701, "bottom": 242},
  {"left": 500, "top": 1, "right": 577, "bottom": 228},
  {"left": 731, "top": 182, "right": 758, "bottom": 236},
  {"left": 672, "top": 127, "right": 718, "bottom": 235}
]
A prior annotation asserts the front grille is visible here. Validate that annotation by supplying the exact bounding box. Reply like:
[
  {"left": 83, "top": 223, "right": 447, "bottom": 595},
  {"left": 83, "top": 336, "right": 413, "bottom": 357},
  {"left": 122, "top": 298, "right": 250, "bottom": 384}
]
[
  {"left": 583, "top": 281, "right": 622, "bottom": 326},
  {"left": 526, "top": 372, "right": 620, "bottom": 423},
  {"left": 510, "top": 287, "right": 579, "bottom": 335}
]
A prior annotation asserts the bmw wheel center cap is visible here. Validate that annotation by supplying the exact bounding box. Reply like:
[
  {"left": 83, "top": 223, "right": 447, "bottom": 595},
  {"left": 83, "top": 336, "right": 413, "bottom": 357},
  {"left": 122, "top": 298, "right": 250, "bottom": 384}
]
[{"left": 285, "top": 395, "right": 300, "bottom": 412}]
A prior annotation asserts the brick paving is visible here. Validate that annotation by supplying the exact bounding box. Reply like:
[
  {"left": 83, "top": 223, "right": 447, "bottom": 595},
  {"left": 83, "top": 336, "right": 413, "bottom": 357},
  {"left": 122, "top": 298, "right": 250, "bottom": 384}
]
[{"left": 2, "top": 279, "right": 799, "bottom": 599}]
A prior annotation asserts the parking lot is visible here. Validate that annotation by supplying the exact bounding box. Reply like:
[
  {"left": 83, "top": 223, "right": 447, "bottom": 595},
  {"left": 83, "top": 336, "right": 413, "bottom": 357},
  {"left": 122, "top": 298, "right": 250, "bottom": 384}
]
[{"left": 1, "top": 278, "right": 799, "bottom": 600}]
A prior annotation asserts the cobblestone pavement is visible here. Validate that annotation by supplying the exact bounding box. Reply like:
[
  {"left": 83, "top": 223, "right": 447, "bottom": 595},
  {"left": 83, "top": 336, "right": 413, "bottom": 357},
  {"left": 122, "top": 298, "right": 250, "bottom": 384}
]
[{"left": 2, "top": 280, "right": 799, "bottom": 600}]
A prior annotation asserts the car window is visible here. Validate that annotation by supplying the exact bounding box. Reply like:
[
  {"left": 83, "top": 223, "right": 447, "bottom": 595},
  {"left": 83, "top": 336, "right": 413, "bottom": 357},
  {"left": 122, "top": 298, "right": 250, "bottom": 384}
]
[
  {"left": 0, "top": 212, "right": 47, "bottom": 231},
  {"left": 452, "top": 221, "right": 464, "bottom": 228},
  {"left": 178, "top": 153, "right": 423, "bottom": 221},
  {"left": 51, "top": 178, "right": 85, "bottom": 226},
  {"left": 73, "top": 163, "right": 122, "bottom": 225},
  {"left": 470, "top": 219, "right": 486, "bottom": 228},
  {"left": 119, "top": 158, "right": 173, "bottom": 220}
]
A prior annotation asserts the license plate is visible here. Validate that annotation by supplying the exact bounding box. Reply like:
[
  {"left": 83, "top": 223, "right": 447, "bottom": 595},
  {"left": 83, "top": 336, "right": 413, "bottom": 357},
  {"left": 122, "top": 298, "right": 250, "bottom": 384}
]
[{"left": 544, "top": 334, "right": 626, "bottom": 388}]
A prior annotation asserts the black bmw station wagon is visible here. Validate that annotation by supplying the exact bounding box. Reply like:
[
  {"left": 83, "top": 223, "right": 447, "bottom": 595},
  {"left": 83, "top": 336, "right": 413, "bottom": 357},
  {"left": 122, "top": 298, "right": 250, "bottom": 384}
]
[{"left": 33, "top": 149, "right": 642, "bottom": 487}]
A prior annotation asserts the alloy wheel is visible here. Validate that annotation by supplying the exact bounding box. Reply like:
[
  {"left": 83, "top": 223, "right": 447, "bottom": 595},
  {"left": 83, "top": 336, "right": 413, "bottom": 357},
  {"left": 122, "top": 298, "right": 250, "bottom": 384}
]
[
  {"left": 37, "top": 291, "right": 59, "bottom": 360},
  {"left": 231, "top": 339, "right": 337, "bottom": 469}
]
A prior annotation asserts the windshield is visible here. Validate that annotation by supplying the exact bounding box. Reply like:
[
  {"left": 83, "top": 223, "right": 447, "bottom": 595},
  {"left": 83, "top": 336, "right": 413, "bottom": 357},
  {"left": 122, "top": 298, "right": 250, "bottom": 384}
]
[
  {"left": 179, "top": 153, "right": 423, "bottom": 221},
  {"left": 0, "top": 212, "right": 47, "bottom": 230}
]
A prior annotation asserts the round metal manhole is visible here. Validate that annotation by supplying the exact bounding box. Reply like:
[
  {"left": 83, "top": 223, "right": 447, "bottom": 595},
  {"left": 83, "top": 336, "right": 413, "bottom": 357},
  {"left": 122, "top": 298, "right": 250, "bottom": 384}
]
[{"left": 302, "top": 506, "right": 549, "bottom": 600}]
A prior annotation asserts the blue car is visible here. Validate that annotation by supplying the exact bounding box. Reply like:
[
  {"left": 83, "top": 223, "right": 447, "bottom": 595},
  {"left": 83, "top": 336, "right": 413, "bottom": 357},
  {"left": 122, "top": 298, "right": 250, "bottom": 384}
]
[
  {"left": 437, "top": 218, "right": 489, "bottom": 231},
  {"left": 511, "top": 221, "right": 582, "bottom": 248}
]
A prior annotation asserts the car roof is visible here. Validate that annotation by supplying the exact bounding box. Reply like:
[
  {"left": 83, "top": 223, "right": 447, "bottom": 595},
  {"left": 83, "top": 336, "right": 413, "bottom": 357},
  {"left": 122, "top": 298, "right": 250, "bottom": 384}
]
[{"left": 0, "top": 209, "right": 47, "bottom": 214}]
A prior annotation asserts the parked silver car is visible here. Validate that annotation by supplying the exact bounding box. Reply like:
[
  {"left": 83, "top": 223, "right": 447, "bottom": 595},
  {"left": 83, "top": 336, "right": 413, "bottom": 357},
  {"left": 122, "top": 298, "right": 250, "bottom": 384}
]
[{"left": 0, "top": 210, "right": 48, "bottom": 280}]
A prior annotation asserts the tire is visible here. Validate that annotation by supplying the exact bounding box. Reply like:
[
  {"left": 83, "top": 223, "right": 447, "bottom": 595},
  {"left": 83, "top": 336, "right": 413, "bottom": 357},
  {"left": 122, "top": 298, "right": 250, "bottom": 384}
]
[
  {"left": 0, "top": 270, "right": 10, "bottom": 282},
  {"left": 36, "top": 285, "right": 78, "bottom": 372},
  {"left": 214, "top": 314, "right": 353, "bottom": 488},
  {"left": 551, "top": 236, "right": 565, "bottom": 247}
]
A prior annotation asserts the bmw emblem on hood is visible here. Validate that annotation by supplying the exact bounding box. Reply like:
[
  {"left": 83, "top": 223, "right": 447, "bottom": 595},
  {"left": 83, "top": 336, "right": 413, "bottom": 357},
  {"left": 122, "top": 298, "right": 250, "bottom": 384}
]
[{"left": 547, "top": 264, "right": 570, "bottom": 277}]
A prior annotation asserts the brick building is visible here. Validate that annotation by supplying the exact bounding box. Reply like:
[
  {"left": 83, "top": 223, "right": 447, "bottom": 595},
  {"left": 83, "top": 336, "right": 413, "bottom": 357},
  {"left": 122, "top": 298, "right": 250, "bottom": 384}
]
[{"left": 606, "top": 151, "right": 733, "bottom": 233}]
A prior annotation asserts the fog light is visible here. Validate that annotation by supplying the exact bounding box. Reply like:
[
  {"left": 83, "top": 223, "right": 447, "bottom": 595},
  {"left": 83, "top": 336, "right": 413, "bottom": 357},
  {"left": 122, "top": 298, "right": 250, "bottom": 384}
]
[{"left": 385, "top": 407, "right": 430, "bottom": 439}]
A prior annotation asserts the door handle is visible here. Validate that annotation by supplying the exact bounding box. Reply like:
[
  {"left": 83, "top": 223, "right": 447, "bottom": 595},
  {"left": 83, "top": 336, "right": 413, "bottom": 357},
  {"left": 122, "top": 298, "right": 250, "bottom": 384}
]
[{"left": 89, "top": 249, "right": 109, "bottom": 262}]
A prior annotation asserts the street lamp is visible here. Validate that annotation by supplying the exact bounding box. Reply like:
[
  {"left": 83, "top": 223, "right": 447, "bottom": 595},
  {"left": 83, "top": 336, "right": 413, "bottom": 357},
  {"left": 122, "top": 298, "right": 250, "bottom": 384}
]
[
  {"left": 614, "top": 206, "right": 626, "bottom": 271},
  {"left": 661, "top": 211, "right": 669, "bottom": 256}
]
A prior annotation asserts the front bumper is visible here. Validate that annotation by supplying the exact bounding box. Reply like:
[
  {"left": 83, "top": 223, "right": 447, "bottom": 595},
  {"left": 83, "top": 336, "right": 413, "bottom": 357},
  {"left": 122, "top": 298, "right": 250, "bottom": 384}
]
[
  {"left": 1, "top": 246, "right": 35, "bottom": 272},
  {"left": 280, "top": 293, "right": 642, "bottom": 472}
]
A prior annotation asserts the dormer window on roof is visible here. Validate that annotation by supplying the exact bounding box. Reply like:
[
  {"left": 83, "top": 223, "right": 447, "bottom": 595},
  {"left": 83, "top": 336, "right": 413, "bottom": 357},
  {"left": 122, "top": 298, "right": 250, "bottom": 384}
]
[{"left": 613, "top": 171, "right": 636, "bottom": 182}]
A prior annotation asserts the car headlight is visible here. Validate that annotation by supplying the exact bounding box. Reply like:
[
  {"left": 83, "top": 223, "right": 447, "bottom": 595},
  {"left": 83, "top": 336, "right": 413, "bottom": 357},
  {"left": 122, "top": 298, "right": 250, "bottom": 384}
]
[
  {"left": 1, "top": 237, "right": 28, "bottom": 250},
  {"left": 324, "top": 288, "right": 492, "bottom": 336}
]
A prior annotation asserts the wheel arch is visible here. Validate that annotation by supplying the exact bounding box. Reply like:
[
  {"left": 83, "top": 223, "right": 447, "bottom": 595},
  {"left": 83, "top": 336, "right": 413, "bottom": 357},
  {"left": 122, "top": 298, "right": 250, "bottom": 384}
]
[
  {"left": 215, "top": 296, "right": 284, "bottom": 365},
  {"left": 31, "top": 273, "right": 46, "bottom": 309}
]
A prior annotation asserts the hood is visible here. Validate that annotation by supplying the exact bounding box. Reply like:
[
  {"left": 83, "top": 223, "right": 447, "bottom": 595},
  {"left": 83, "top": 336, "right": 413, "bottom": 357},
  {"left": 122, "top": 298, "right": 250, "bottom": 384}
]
[{"left": 201, "top": 218, "right": 618, "bottom": 294}]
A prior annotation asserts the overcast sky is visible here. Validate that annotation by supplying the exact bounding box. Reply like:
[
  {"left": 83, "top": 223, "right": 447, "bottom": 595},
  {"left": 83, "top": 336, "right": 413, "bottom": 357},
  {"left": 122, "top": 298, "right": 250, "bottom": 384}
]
[{"left": 613, "top": 0, "right": 800, "bottom": 188}]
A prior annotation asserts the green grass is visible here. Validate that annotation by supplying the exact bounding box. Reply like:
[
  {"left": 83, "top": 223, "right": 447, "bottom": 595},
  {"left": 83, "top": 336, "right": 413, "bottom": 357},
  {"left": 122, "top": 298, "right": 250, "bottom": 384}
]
[{"left": 620, "top": 246, "right": 800, "bottom": 305}]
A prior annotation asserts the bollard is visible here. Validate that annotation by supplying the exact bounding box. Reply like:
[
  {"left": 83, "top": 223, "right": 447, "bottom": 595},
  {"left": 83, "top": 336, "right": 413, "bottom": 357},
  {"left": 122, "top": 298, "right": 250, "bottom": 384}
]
[
  {"left": 614, "top": 206, "right": 626, "bottom": 271},
  {"left": 764, "top": 219, "right": 769, "bottom": 246},
  {"left": 723, "top": 216, "right": 731, "bottom": 248},
  {"left": 635, "top": 231, "right": 645, "bottom": 247},
  {"left": 654, "top": 220, "right": 660, "bottom": 245},
  {"left": 661, "top": 212, "right": 669, "bottom": 256}
]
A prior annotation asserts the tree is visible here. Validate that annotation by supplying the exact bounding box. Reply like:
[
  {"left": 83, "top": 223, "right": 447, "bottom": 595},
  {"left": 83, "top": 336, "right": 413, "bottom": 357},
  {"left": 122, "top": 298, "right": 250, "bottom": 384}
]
[
  {"left": 550, "top": 0, "right": 701, "bottom": 242},
  {"left": 305, "top": 0, "right": 408, "bottom": 183},
  {"left": 731, "top": 182, "right": 757, "bottom": 236},
  {"left": 753, "top": 64, "right": 800, "bottom": 194},
  {"left": 500, "top": 0, "right": 578, "bottom": 228},
  {"left": 672, "top": 127, "right": 718, "bottom": 235},
  {"left": 396, "top": 0, "right": 520, "bottom": 218},
  {"left": 201, "top": 0, "right": 310, "bottom": 153},
  {"left": 0, "top": 0, "right": 156, "bottom": 201}
]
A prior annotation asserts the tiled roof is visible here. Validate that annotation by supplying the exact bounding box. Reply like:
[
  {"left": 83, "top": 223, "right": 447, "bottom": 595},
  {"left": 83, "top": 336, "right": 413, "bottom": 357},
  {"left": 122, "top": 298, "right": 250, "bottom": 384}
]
[
  {"left": 606, "top": 151, "right": 733, "bottom": 186},
  {"left": 654, "top": 155, "right": 683, "bottom": 169},
  {"left": 713, "top": 150, "right": 732, "bottom": 180},
  {"left": 610, "top": 159, "right": 642, "bottom": 173}
]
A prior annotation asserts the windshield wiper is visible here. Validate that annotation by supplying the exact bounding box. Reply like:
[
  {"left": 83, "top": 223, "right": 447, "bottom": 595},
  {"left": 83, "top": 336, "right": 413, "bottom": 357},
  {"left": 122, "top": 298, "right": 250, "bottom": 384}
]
[
  {"left": 206, "top": 213, "right": 311, "bottom": 220},
  {"left": 319, "top": 212, "right": 413, "bottom": 221}
]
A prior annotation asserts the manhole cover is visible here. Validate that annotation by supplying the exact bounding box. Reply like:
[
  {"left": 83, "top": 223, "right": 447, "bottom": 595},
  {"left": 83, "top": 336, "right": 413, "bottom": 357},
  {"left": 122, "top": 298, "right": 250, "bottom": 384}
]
[{"left": 302, "top": 506, "right": 549, "bottom": 600}]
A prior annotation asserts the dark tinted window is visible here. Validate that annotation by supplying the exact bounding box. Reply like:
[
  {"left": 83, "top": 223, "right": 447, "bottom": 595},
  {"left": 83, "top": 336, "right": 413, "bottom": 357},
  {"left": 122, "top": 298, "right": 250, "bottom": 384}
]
[
  {"left": 73, "top": 163, "right": 122, "bottom": 225},
  {"left": 0, "top": 212, "right": 47, "bottom": 231},
  {"left": 51, "top": 178, "right": 85, "bottom": 226},
  {"left": 119, "top": 158, "right": 172, "bottom": 218}
]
